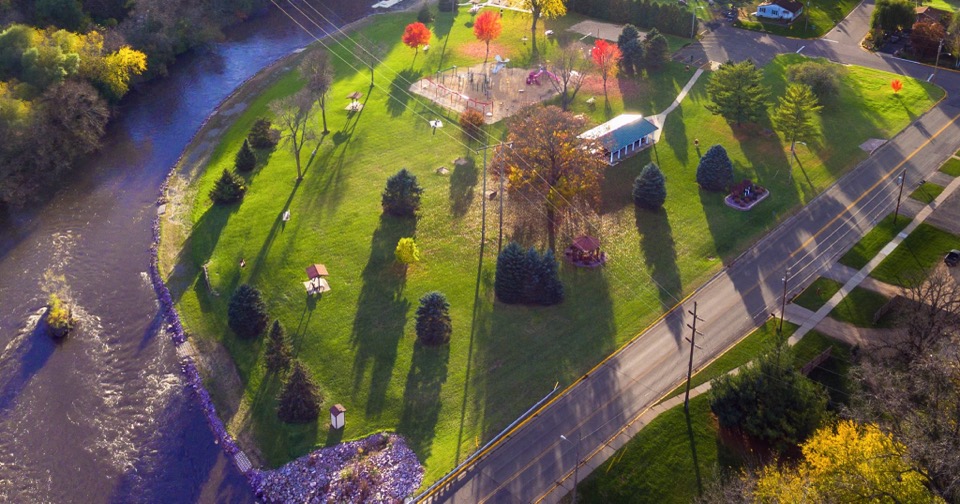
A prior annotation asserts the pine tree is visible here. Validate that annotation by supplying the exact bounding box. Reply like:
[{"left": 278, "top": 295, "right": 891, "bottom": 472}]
[
  {"left": 247, "top": 118, "right": 278, "bottom": 149},
  {"left": 633, "top": 162, "right": 667, "bottom": 209},
  {"left": 705, "top": 60, "right": 770, "bottom": 126},
  {"left": 381, "top": 169, "right": 424, "bottom": 217},
  {"left": 209, "top": 169, "right": 246, "bottom": 204},
  {"left": 495, "top": 242, "right": 527, "bottom": 304},
  {"left": 522, "top": 247, "right": 543, "bottom": 303},
  {"left": 277, "top": 360, "right": 322, "bottom": 424},
  {"left": 228, "top": 284, "right": 269, "bottom": 339},
  {"left": 772, "top": 83, "right": 823, "bottom": 153},
  {"left": 234, "top": 139, "right": 257, "bottom": 173},
  {"left": 264, "top": 320, "right": 292, "bottom": 372},
  {"left": 696, "top": 145, "right": 735, "bottom": 192},
  {"left": 617, "top": 25, "right": 642, "bottom": 75},
  {"left": 539, "top": 249, "right": 564, "bottom": 305},
  {"left": 415, "top": 291, "right": 452, "bottom": 345},
  {"left": 642, "top": 29, "right": 669, "bottom": 69}
]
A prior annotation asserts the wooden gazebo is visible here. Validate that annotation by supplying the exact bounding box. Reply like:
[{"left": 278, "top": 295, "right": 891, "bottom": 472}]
[{"left": 565, "top": 235, "right": 607, "bottom": 268}]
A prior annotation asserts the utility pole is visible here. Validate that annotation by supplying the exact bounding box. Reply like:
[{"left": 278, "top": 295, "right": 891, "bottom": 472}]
[
  {"left": 496, "top": 142, "right": 514, "bottom": 253},
  {"left": 804, "top": 1, "right": 809, "bottom": 32},
  {"left": 684, "top": 301, "right": 704, "bottom": 412},
  {"left": 894, "top": 169, "right": 906, "bottom": 224},
  {"left": 778, "top": 266, "right": 790, "bottom": 336},
  {"left": 934, "top": 38, "right": 945, "bottom": 81}
]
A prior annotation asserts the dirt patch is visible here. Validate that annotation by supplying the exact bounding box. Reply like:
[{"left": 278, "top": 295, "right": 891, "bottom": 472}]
[{"left": 457, "top": 40, "right": 512, "bottom": 60}]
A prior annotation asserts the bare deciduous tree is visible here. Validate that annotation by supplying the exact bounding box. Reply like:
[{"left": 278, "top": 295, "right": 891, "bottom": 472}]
[
  {"left": 270, "top": 89, "right": 314, "bottom": 181},
  {"left": 549, "top": 44, "right": 588, "bottom": 111},
  {"left": 300, "top": 49, "right": 334, "bottom": 135}
]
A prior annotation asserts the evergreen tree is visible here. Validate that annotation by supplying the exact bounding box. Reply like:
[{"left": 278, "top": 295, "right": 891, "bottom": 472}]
[
  {"left": 209, "top": 169, "right": 246, "bottom": 204},
  {"left": 277, "top": 360, "right": 322, "bottom": 424},
  {"left": 247, "top": 118, "right": 278, "bottom": 149},
  {"left": 632, "top": 162, "right": 667, "bottom": 209},
  {"left": 264, "top": 320, "right": 292, "bottom": 372},
  {"left": 617, "top": 24, "right": 643, "bottom": 75},
  {"left": 381, "top": 168, "right": 423, "bottom": 217},
  {"left": 642, "top": 29, "right": 669, "bottom": 69},
  {"left": 696, "top": 144, "right": 735, "bottom": 192},
  {"left": 539, "top": 249, "right": 564, "bottom": 305},
  {"left": 495, "top": 242, "right": 527, "bottom": 304},
  {"left": 234, "top": 139, "right": 257, "bottom": 173},
  {"left": 228, "top": 284, "right": 269, "bottom": 339},
  {"left": 522, "top": 246, "right": 543, "bottom": 303},
  {"left": 705, "top": 60, "right": 769, "bottom": 126},
  {"left": 415, "top": 292, "right": 452, "bottom": 345},
  {"left": 772, "top": 83, "right": 823, "bottom": 153}
]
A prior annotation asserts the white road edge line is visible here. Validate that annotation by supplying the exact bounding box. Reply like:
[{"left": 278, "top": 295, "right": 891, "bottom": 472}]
[
  {"left": 796, "top": 45, "right": 806, "bottom": 53},
  {"left": 928, "top": 73, "right": 934, "bottom": 82},
  {"left": 821, "top": 38, "right": 838, "bottom": 43}
]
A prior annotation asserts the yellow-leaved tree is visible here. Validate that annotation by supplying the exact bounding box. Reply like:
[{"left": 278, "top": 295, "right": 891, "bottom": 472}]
[
  {"left": 522, "top": 0, "right": 566, "bottom": 59},
  {"left": 395, "top": 237, "right": 421, "bottom": 270},
  {"left": 754, "top": 420, "right": 943, "bottom": 503},
  {"left": 98, "top": 46, "right": 147, "bottom": 101}
]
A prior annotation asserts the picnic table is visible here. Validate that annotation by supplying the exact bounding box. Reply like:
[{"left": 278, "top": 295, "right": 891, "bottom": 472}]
[{"left": 303, "top": 277, "right": 331, "bottom": 295}]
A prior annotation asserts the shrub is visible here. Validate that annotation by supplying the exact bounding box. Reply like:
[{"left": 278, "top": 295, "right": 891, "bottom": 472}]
[
  {"left": 234, "top": 139, "right": 257, "bottom": 173},
  {"left": 417, "top": 4, "right": 434, "bottom": 23},
  {"left": 46, "top": 293, "right": 74, "bottom": 338},
  {"left": 632, "top": 162, "right": 667, "bottom": 209},
  {"left": 786, "top": 61, "right": 841, "bottom": 102},
  {"left": 495, "top": 242, "right": 527, "bottom": 304},
  {"left": 209, "top": 169, "right": 246, "bottom": 204},
  {"left": 264, "top": 320, "right": 292, "bottom": 372},
  {"left": 395, "top": 237, "right": 421, "bottom": 267},
  {"left": 277, "top": 360, "right": 322, "bottom": 423},
  {"left": 696, "top": 144, "right": 734, "bottom": 192},
  {"left": 415, "top": 292, "right": 452, "bottom": 345},
  {"left": 228, "top": 284, "right": 269, "bottom": 339},
  {"left": 459, "top": 109, "right": 485, "bottom": 141},
  {"left": 248, "top": 118, "right": 279, "bottom": 149},
  {"left": 381, "top": 168, "right": 423, "bottom": 217}
]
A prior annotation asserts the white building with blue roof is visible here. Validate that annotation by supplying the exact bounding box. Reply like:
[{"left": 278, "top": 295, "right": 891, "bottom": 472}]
[{"left": 578, "top": 113, "right": 659, "bottom": 165}]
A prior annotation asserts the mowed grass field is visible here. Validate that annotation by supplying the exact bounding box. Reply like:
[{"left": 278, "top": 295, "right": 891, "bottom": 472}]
[{"left": 159, "top": 6, "right": 943, "bottom": 485}]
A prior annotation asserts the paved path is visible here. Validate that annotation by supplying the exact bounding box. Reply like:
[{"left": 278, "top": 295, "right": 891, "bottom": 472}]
[
  {"left": 421, "top": 3, "right": 960, "bottom": 502},
  {"left": 650, "top": 68, "right": 704, "bottom": 142}
]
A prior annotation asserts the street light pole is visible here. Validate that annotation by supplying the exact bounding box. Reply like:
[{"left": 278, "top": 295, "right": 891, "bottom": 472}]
[
  {"left": 560, "top": 433, "right": 581, "bottom": 504},
  {"left": 934, "top": 38, "right": 945, "bottom": 81},
  {"left": 894, "top": 170, "right": 906, "bottom": 224},
  {"left": 778, "top": 267, "right": 790, "bottom": 336}
]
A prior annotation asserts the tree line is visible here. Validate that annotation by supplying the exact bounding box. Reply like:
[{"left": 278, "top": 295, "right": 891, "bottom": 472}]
[
  {"left": 567, "top": 0, "right": 696, "bottom": 38},
  {"left": 0, "top": 0, "right": 268, "bottom": 211}
]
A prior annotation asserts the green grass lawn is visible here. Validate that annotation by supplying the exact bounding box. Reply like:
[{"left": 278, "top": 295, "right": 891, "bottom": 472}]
[
  {"left": 871, "top": 222, "right": 960, "bottom": 287},
  {"left": 828, "top": 286, "right": 894, "bottom": 327},
  {"left": 662, "top": 318, "right": 797, "bottom": 401},
  {"left": 792, "top": 276, "right": 843, "bottom": 312},
  {"left": 909, "top": 181, "right": 945, "bottom": 204},
  {"left": 838, "top": 213, "right": 912, "bottom": 270},
  {"left": 159, "top": 7, "right": 944, "bottom": 485},
  {"left": 577, "top": 395, "right": 740, "bottom": 504},
  {"left": 940, "top": 158, "right": 960, "bottom": 177},
  {"left": 734, "top": 0, "right": 861, "bottom": 39},
  {"left": 923, "top": 0, "right": 960, "bottom": 12}
]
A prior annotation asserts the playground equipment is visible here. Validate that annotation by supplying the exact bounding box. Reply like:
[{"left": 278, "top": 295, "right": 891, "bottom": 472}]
[
  {"left": 526, "top": 66, "right": 560, "bottom": 86},
  {"left": 493, "top": 54, "right": 510, "bottom": 74}
]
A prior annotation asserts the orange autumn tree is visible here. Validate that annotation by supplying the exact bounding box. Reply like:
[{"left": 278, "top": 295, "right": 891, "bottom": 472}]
[
  {"left": 591, "top": 39, "right": 621, "bottom": 101},
  {"left": 891, "top": 79, "right": 903, "bottom": 93},
  {"left": 491, "top": 105, "right": 605, "bottom": 247},
  {"left": 402, "top": 22, "right": 431, "bottom": 59},
  {"left": 473, "top": 10, "right": 503, "bottom": 63}
]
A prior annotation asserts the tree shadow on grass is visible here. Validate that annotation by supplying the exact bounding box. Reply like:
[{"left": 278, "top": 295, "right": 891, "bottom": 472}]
[
  {"left": 450, "top": 155, "right": 478, "bottom": 218},
  {"left": 685, "top": 407, "right": 704, "bottom": 498},
  {"left": 169, "top": 201, "right": 240, "bottom": 305},
  {"left": 351, "top": 215, "right": 415, "bottom": 418},
  {"left": 473, "top": 266, "right": 616, "bottom": 441},
  {"left": 635, "top": 207, "right": 685, "bottom": 344},
  {"left": 600, "top": 150, "right": 652, "bottom": 215},
  {"left": 663, "top": 104, "right": 689, "bottom": 167},
  {"left": 398, "top": 342, "right": 450, "bottom": 462},
  {"left": 387, "top": 69, "right": 424, "bottom": 117}
]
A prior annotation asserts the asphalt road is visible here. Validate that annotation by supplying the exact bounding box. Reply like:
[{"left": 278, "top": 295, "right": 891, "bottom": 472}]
[{"left": 422, "top": 3, "right": 960, "bottom": 502}]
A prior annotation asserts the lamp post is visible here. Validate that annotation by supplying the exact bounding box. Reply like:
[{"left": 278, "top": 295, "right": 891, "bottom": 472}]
[
  {"left": 894, "top": 170, "right": 906, "bottom": 224},
  {"left": 560, "top": 433, "right": 582, "bottom": 504}
]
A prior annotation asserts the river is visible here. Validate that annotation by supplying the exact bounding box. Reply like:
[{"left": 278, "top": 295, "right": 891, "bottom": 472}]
[{"left": 0, "top": 2, "right": 370, "bottom": 502}]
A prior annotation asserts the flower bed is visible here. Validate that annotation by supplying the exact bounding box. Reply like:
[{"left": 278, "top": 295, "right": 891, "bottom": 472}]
[{"left": 724, "top": 179, "right": 769, "bottom": 211}]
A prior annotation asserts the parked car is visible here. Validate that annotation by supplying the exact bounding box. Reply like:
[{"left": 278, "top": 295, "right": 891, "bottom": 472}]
[{"left": 945, "top": 249, "right": 960, "bottom": 267}]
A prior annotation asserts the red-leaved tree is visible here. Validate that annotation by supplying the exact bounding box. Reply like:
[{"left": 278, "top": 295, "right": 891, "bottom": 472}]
[
  {"left": 891, "top": 79, "right": 903, "bottom": 94},
  {"left": 591, "top": 39, "right": 621, "bottom": 101},
  {"left": 473, "top": 10, "right": 503, "bottom": 63},
  {"left": 402, "top": 22, "right": 432, "bottom": 59}
]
